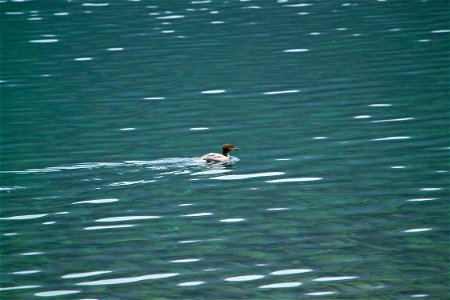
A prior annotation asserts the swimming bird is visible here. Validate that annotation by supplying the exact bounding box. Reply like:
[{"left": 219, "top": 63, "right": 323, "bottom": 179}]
[{"left": 200, "top": 144, "right": 240, "bottom": 163}]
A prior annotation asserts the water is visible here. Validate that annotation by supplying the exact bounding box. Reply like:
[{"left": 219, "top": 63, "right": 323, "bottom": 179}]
[{"left": 1, "top": 0, "right": 448, "bottom": 299}]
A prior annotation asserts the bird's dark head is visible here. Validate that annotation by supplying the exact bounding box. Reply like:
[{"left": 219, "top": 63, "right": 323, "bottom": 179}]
[{"left": 222, "top": 144, "right": 239, "bottom": 155}]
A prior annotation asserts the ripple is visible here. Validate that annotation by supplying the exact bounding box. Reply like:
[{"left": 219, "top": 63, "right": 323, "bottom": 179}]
[
  {"left": 1, "top": 214, "right": 47, "bottom": 220},
  {"left": 402, "top": 228, "right": 433, "bottom": 233},
  {"left": 109, "top": 180, "right": 155, "bottom": 186},
  {"left": 263, "top": 90, "right": 300, "bottom": 95},
  {"left": 5, "top": 12, "right": 24, "bottom": 15},
  {"left": 2, "top": 162, "right": 122, "bottom": 174},
  {"left": 0, "top": 185, "right": 24, "bottom": 191},
  {"left": 157, "top": 15, "right": 185, "bottom": 19},
  {"left": 62, "top": 271, "right": 112, "bottom": 279},
  {"left": 312, "top": 137, "right": 327, "bottom": 140},
  {"left": 369, "top": 103, "right": 391, "bottom": 107},
  {"left": 431, "top": 29, "right": 450, "bottom": 33},
  {"left": 72, "top": 198, "right": 119, "bottom": 204},
  {"left": 371, "top": 117, "right": 414, "bottom": 123},
  {"left": 107, "top": 47, "right": 124, "bottom": 51},
  {"left": 119, "top": 127, "right": 135, "bottom": 131},
  {"left": 371, "top": 136, "right": 411, "bottom": 141},
  {"left": 0, "top": 285, "right": 41, "bottom": 291},
  {"left": 178, "top": 238, "right": 222, "bottom": 244},
  {"left": 82, "top": 3, "right": 110, "bottom": 7},
  {"left": 77, "top": 273, "right": 179, "bottom": 286},
  {"left": 191, "top": 169, "right": 232, "bottom": 175},
  {"left": 259, "top": 282, "right": 302, "bottom": 289},
  {"left": 74, "top": 57, "right": 93, "bottom": 61},
  {"left": 170, "top": 258, "right": 202, "bottom": 263},
  {"left": 419, "top": 188, "right": 441, "bottom": 191},
  {"left": 178, "top": 239, "right": 202, "bottom": 244},
  {"left": 21, "top": 252, "right": 44, "bottom": 256},
  {"left": 271, "top": 269, "right": 313, "bottom": 275},
  {"left": 189, "top": 127, "right": 209, "bottom": 131},
  {"left": 284, "top": 3, "right": 313, "bottom": 7},
  {"left": 312, "top": 276, "right": 358, "bottom": 282},
  {"left": 267, "top": 207, "right": 290, "bottom": 211},
  {"left": 35, "top": 290, "right": 80, "bottom": 297},
  {"left": 212, "top": 172, "right": 284, "bottom": 180},
  {"left": 353, "top": 115, "right": 371, "bottom": 119},
  {"left": 29, "top": 39, "right": 59, "bottom": 43},
  {"left": 201, "top": 89, "right": 226, "bottom": 94},
  {"left": 3, "top": 159, "right": 198, "bottom": 174},
  {"left": 12, "top": 270, "right": 42, "bottom": 275},
  {"left": 84, "top": 224, "right": 135, "bottom": 230},
  {"left": 305, "top": 291, "right": 337, "bottom": 296},
  {"left": 144, "top": 97, "right": 165, "bottom": 100},
  {"left": 283, "top": 49, "right": 309, "bottom": 53},
  {"left": 220, "top": 218, "right": 246, "bottom": 223},
  {"left": 407, "top": 198, "right": 437, "bottom": 202},
  {"left": 95, "top": 216, "right": 161, "bottom": 222},
  {"left": 225, "top": 275, "right": 265, "bottom": 282},
  {"left": 203, "top": 267, "right": 221, "bottom": 272},
  {"left": 181, "top": 212, "right": 213, "bottom": 217},
  {"left": 178, "top": 281, "right": 205, "bottom": 286},
  {"left": 266, "top": 177, "right": 322, "bottom": 183}
]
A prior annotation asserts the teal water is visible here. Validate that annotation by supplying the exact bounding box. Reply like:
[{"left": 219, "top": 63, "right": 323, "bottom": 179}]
[{"left": 1, "top": 0, "right": 448, "bottom": 299}]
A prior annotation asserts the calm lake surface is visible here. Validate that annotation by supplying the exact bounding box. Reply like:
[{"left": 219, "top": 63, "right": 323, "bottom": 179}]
[{"left": 1, "top": 0, "right": 448, "bottom": 299}]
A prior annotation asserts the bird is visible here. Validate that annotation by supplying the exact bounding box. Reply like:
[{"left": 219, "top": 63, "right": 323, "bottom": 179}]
[{"left": 199, "top": 144, "right": 240, "bottom": 163}]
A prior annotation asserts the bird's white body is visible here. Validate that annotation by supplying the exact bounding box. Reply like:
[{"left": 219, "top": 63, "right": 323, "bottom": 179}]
[{"left": 200, "top": 153, "right": 230, "bottom": 163}]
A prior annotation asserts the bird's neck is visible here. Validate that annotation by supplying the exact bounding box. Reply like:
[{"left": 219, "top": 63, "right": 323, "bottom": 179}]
[{"left": 222, "top": 150, "right": 230, "bottom": 156}]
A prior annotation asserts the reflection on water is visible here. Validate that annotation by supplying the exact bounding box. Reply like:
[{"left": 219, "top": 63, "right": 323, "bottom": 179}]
[
  {"left": 305, "top": 291, "right": 336, "bottom": 296},
  {"left": 259, "top": 282, "right": 302, "bottom": 289},
  {"left": 76, "top": 273, "right": 180, "bottom": 286},
  {"left": 211, "top": 172, "right": 285, "bottom": 180},
  {"left": 266, "top": 177, "right": 322, "bottom": 183},
  {"left": 84, "top": 225, "right": 135, "bottom": 231},
  {"left": 12, "top": 270, "right": 42, "bottom": 275},
  {"left": 178, "top": 281, "right": 205, "bottom": 286},
  {"left": 225, "top": 275, "right": 265, "bottom": 282},
  {"left": 34, "top": 290, "right": 80, "bottom": 297},
  {"left": 72, "top": 198, "right": 119, "bottom": 204},
  {"left": 219, "top": 218, "right": 246, "bottom": 223},
  {"left": 312, "top": 276, "right": 359, "bottom": 282},
  {"left": 270, "top": 269, "right": 313, "bottom": 275},
  {"left": 1, "top": 0, "right": 448, "bottom": 299},
  {"left": 95, "top": 216, "right": 161, "bottom": 222},
  {"left": 61, "top": 270, "right": 112, "bottom": 279}
]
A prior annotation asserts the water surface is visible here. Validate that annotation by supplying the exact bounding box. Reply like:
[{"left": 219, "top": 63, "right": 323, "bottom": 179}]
[{"left": 1, "top": 0, "right": 448, "bottom": 299}]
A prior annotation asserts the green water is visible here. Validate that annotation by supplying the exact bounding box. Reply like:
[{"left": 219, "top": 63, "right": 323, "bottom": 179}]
[{"left": 1, "top": 0, "right": 448, "bottom": 299}]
